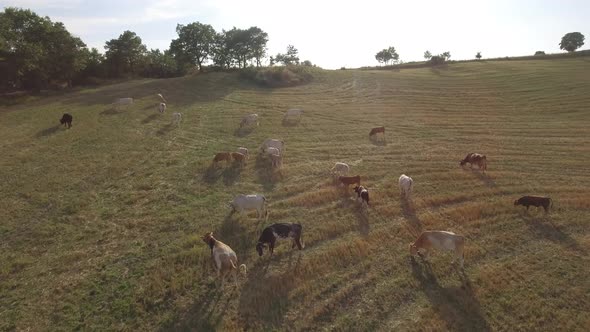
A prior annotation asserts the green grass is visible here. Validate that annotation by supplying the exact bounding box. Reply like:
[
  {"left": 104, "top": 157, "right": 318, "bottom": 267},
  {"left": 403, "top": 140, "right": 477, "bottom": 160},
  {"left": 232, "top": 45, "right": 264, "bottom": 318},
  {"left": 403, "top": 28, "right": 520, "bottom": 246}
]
[{"left": 1, "top": 58, "right": 589, "bottom": 331}]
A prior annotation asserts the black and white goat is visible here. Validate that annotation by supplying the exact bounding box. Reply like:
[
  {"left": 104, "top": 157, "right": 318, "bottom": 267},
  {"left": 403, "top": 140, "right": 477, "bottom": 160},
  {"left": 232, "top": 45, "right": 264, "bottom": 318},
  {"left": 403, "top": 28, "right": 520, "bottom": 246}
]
[{"left": 353, "top": 185, "right": 370, "bottom": 207}]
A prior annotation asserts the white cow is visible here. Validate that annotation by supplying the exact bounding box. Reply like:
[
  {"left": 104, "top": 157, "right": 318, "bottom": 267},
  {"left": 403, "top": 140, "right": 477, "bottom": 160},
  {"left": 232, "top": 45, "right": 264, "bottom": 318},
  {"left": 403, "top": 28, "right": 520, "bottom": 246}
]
[
  {"left": 113, "top": 97, "right": 133, "bottom": 109},
  {"left": 409, "top": 231, "right": 465, "bottom": 268},
  {"left": 399, "top": 174, "right": 413, "bottom": 198},
  {"left": 172, "top": 112, "right": 182, "bottom": 125},
  {"left": 158, "top": 102, "right": 167, "bottom": 113},
  {"left": 240, "top": 114, "right": 259, "bottom": 128},
  {"left": 331, "top": 162, "right": 350, "bottom": 175},
  {"left": 284, "top": 108, "right": 304, "bottom": 122},
  {"left": 260, "top": 139, "right": 285, "bottom": 154},
  {"left": 237, "top": 147, "right": 249, "bottom": 159},
  {"left": 229, "top": 194, "right": 268, "bottom": 219}
]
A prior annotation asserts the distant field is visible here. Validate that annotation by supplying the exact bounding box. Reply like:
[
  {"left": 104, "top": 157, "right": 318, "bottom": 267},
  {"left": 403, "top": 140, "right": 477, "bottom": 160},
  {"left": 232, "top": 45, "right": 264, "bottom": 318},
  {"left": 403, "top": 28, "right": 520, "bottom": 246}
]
[{"left": 1, "top": 58, "right": 589, "bottom": 331}]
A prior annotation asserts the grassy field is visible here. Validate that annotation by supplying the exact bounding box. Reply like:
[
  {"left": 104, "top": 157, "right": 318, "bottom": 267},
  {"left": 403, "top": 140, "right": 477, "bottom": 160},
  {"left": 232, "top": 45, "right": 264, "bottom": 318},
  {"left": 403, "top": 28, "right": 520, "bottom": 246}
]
[{"left": 1, "top": 58, "right": 589, "bottom": 331}]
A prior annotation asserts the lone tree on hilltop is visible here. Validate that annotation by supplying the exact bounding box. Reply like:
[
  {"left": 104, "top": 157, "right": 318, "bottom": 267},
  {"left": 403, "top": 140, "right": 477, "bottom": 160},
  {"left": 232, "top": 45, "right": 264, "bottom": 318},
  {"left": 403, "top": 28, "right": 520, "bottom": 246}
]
[
  {"left": 476, "top": 51, "right": 482, "bottom": 60},
  {"left": 424, "top": 50, "right": 432, "bottom": 60},
  {"left": 275, "top": 44, "right": 300, "bottom": 65},
  {"left": 559, "top": 32, "right": 585, "bottom": 52}
]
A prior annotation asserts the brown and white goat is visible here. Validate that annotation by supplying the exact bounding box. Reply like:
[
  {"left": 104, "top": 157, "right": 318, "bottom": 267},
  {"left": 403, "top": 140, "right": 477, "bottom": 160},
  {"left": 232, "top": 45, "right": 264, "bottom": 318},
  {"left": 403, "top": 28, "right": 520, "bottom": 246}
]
[{"left": 202, "top": 232, "right": 246, "bottom": 287}]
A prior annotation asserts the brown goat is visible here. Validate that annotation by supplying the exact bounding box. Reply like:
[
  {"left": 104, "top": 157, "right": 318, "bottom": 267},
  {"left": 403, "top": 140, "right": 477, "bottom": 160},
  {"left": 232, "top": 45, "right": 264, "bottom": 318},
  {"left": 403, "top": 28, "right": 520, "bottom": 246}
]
[
  {"left": 339, "top": 175, "right": 361, "bottom": 187},
  {"left": 460, "top": 153, "right": 487, "bottom": 172},
  {"left": 369, "top": 126, "right": 385, "bottom": 137},
  {"left": 231, "top": 152, "right": 246, "bottom": 166},
  {"left": 213, "top": 152, "right": 232, "bottom": 166}
]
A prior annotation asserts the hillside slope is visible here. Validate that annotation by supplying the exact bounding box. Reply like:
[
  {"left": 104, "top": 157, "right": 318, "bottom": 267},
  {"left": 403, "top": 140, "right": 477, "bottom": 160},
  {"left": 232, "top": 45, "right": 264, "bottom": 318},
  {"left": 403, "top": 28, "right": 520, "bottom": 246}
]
[{"left": 1, "top": 59, "right": 589, "bottom": 331}]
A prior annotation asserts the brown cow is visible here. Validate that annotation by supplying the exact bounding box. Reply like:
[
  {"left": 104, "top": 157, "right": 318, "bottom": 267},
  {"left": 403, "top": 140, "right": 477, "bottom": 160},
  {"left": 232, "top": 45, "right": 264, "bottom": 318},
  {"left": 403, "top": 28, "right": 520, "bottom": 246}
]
[
  {"left": 339, "top": 175, "right": 361, "bottom": 187},
  {"left": 514, "top": 196, "right": 553, "bottom": 213},
  {"left": 213, "top": 152, "right": 231, "bottom": 166},
  {"left": 231, "top": 152, "right": 246, "bottom": 166},
  {"left": 460, "top": 153, "right": 487, "bottom": 172},
  {"left": 369, "top": 126, "right": 385, "bottom": 138}
]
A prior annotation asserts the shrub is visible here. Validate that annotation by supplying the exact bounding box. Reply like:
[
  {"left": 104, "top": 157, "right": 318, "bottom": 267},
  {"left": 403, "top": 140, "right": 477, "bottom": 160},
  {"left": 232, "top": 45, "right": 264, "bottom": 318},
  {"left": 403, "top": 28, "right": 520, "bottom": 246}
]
[
  {"left": 534, "top": 51, "right": 546, "bottom": 56},
  {"left": 240, "top": 65, "right": 321, "bottom": 87},
  {"left": 340, "top": 67, "right": 346, "bottom": 70},
  {"left": 429, "top": 55, "right": 446, "bottom": 65}
]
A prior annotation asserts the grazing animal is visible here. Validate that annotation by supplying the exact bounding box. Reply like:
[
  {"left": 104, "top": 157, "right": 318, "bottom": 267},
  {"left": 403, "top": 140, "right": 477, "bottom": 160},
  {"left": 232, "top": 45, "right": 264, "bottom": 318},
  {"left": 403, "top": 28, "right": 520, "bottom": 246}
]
[
  {"left": 261, "top": 138, "right": 285, "bottom": 154},
  {"left": 339, "top": 175, "right": 361, "bottom": 187},
  {"left": 229, "top": 194, "right": 268, "bottom": 219},
  {"left": 158, "top": 102, "right": 167, "bottom": 113},
  {"left": 369, "top": 126, "right": 385, "bottom": 138},
  {"left": 60, "top": 113, "right": 73, "bottom": 128},
  {"left": 231, "top": 152, "right": 246, "bottom": 166},
  {"left": 514, "top": 196, "right": 553, "bottom": 213},
  {"left": 331, "top": 162, "right": 350, "bottom": 175},
  {"left": 353, "top": 185, "right": 370, "bottom": 207},
  {"left": 270, "top": 153, "right": 283, "bottom": 169},
  {"left": 284, "top": 108, "right": 304, "bottom": 122},
  {"left": 460, "top": 153, "right": 487, "bottom": 172},
  {"left": 256, "top": 223, "right": 304, "bottom": 256},
  {"left": 399, "top": 174, "right": 413, "bottom": 198},
  {"left": 240, "top": 113, "right": 259, "bottom": 128},
  {"left": 172, "top": 112, "right": 182, "bottom": 125},
  {"left": 213, "top": 152, "right": 232, "bottom": 166},
  {"left": 113, "top": 97, "right": 133, "bottom": 108},
  {"left": 237, "top": 147, "right": 249, "bottom": 159},
  {"left": 409, "top": 231, "right": 465, "bottom": 268},
  {"left": 157, "top": 93, "right": 167, "bottom": 103},
  {"left": 202, "top": 232, "right": 246, "bottom": 287}
]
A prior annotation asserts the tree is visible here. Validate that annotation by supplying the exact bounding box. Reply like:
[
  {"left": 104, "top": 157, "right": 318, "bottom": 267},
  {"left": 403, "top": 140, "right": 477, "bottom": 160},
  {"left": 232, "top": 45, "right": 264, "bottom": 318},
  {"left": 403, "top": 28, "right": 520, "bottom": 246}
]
[
  {"left": 104, "top": 30, "right": 147, "bottom": 77},
  {"left": 375, "top": 46, "right": 399, "bottom": 65},
  {"left": 424, "top": 50, "right": 432, "bottom": 60},
  {"left": 0, "top": 7, "right": 88, "bottom": 90},
  {"left": 142, "top": 49, "right": 179, "bottom": 78},
  {"left": 559, "top": 32, "right": 585, "bottom": 52},
  {"left": 302, "top": 60, "right": 313, "bottom": 66},
  {"left": 169, "top": 22, "right": 216, "bottom": 72},
  {"left": 275, "top": 45, "right": 300, "bottom": 65},
  {"left": 442, "top": 51, "right": 451, "bottom": 61},
  {"left": 534, "top": 51, "right": 545, "bottom": 56},
  {"left": 475, "top": 51, "right": 482, "bottom": 60}
]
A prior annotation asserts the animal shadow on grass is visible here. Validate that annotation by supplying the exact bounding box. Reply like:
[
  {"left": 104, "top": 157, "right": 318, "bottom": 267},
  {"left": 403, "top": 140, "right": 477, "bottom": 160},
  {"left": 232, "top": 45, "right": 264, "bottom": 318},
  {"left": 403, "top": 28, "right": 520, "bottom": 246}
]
[
  {"left": 254, "top": 154, "right": 280, "bottom": 191},
  {"left": 401, "top": 196, "right": 422, "bottom": 234},
  {"left": 410, "top": 258, "right": 491, "bottom": 331},
  {"left": 222, "top": 164, "right": 243, "bottom": 186},
  {"left": 520, "top": 214, "right": 586, "bottom": 255},
  {"left": 141, "top": 113, "right": 160, "bottom": 124},
  {"left": 354, "top": 206, "right": 370, "bottom": 236},
  {"left": 35, "top": 125, "right": 61, "bottom": 138},
  {"left": 234, "top": 126, "right": 255, "bottom": 137},
  {"left": 202, "top": 164, "right": 223, "bottom": 184},
  {"left": 369, "top": 136, "right": 386, "bottom": 146},
  {"left": 160, "top": 284, "right": 227, "bottom": 331},
  {"left": 156, "top": 123, "right": 174, "bottom": 136},
  {"left": 281, "top": 118, "right": 299, "bottom": 127},
  {"left": 470, "top": 169, "right": 496, "bottom": 188},
  {"left": 237, "top": 259, "right": 295, "bottom": 330}
]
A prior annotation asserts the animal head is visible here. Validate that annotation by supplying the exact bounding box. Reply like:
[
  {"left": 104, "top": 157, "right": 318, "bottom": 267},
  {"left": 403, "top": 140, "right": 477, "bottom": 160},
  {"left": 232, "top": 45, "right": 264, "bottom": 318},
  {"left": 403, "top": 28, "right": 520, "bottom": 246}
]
[
  {"left": 256, "top": 242, "right": 265, "bottom": 256},
  {"left": 459, "top": 160, "right": 466, "bottom": 166},
  {"left": 514, "top": 199, "right": 520, "bottom": 206},
  {"left": 202, "top": 232, "right": 214, "bottom": 245},
  {"left": 409, "top": 243, "right": 418, "bottom": 256}
]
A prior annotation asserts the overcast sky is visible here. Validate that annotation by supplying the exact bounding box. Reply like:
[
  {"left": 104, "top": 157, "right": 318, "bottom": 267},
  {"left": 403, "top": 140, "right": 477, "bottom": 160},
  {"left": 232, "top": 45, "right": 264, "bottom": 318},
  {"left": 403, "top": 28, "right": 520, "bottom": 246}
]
[{"left": 1, "top": 0, "right": 588, "bottom": 69}]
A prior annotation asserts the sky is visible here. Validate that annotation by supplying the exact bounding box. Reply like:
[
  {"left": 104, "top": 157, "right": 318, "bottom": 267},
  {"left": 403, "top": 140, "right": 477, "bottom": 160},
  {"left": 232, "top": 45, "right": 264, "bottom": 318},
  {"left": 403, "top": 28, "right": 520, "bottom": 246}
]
[{"left": 1, "top": 0, "right": 589, "bottom": 69}]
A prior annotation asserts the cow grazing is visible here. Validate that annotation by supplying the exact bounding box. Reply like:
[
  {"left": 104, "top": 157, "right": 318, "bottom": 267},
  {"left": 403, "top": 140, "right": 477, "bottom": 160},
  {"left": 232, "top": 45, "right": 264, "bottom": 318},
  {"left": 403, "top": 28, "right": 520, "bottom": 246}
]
[
  {"left": 213, "top": 152, "right": 232, "bottom": 166},
  {"left": 237, "top": 147, "right": 249, "bottom": 159},
  {"left": 399, "top": 174, "right": 413, "bottom": 198},
  {"left": 229, "top": 194, "right": 268, "bottom": 219},
  {"left": 353, "top": 185, "right": 370, "bottom": 207},
  {"left": 202, "top": 232, "right": 246, "bottom": 287},
  {"left": 60, "top": 113, "right": 73, "bottom": 128},
  {"left": 256, "top": 223, "right": 304, "bottom": 257},
  {"left": 240, "top": 114, "right": 259, "bottom": 128},
  {"left": 460, "top": 153, "right": 487, "bottom": 172},
  {"left": 339, "top": 175, "right": 361, "bottom": 187},
  {"left": 261, "top": 139, "right": 285, "bottom": 154},
  {"left": 514, "top": 196, "right": 553, "bottom": 213},
  {"left": 331, "top": 162, "right": 350, "bottom": 176},
  {"left": 231, "top": 152, "right": 246, "bottom": 166},
  {"left": 284, "top": 108, "right": 304, "bottom": 122},
  {"left": 270, "top": 154, "right": 283, "bottom": 169},
  {"left": 369, "top": 126, "right": 385, "bottom": 138},
  {"left": 158, "top": 102, "right": 167, "bottom": 113},
  {"left": 113, "top": 97, "right": 133, "bottom": 108},
  {"left": 172, "top": 112, "right": 182, "bottom": 125},
  {"left": 409, "top": 231, "right": 465, "bottom": 268}
]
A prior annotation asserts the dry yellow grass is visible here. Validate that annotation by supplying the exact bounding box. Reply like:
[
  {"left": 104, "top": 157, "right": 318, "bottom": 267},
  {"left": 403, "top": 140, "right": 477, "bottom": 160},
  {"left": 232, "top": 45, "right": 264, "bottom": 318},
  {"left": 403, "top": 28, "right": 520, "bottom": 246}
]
[{"left": 1, "top": 58, "right": 589, "bottom": 331}]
